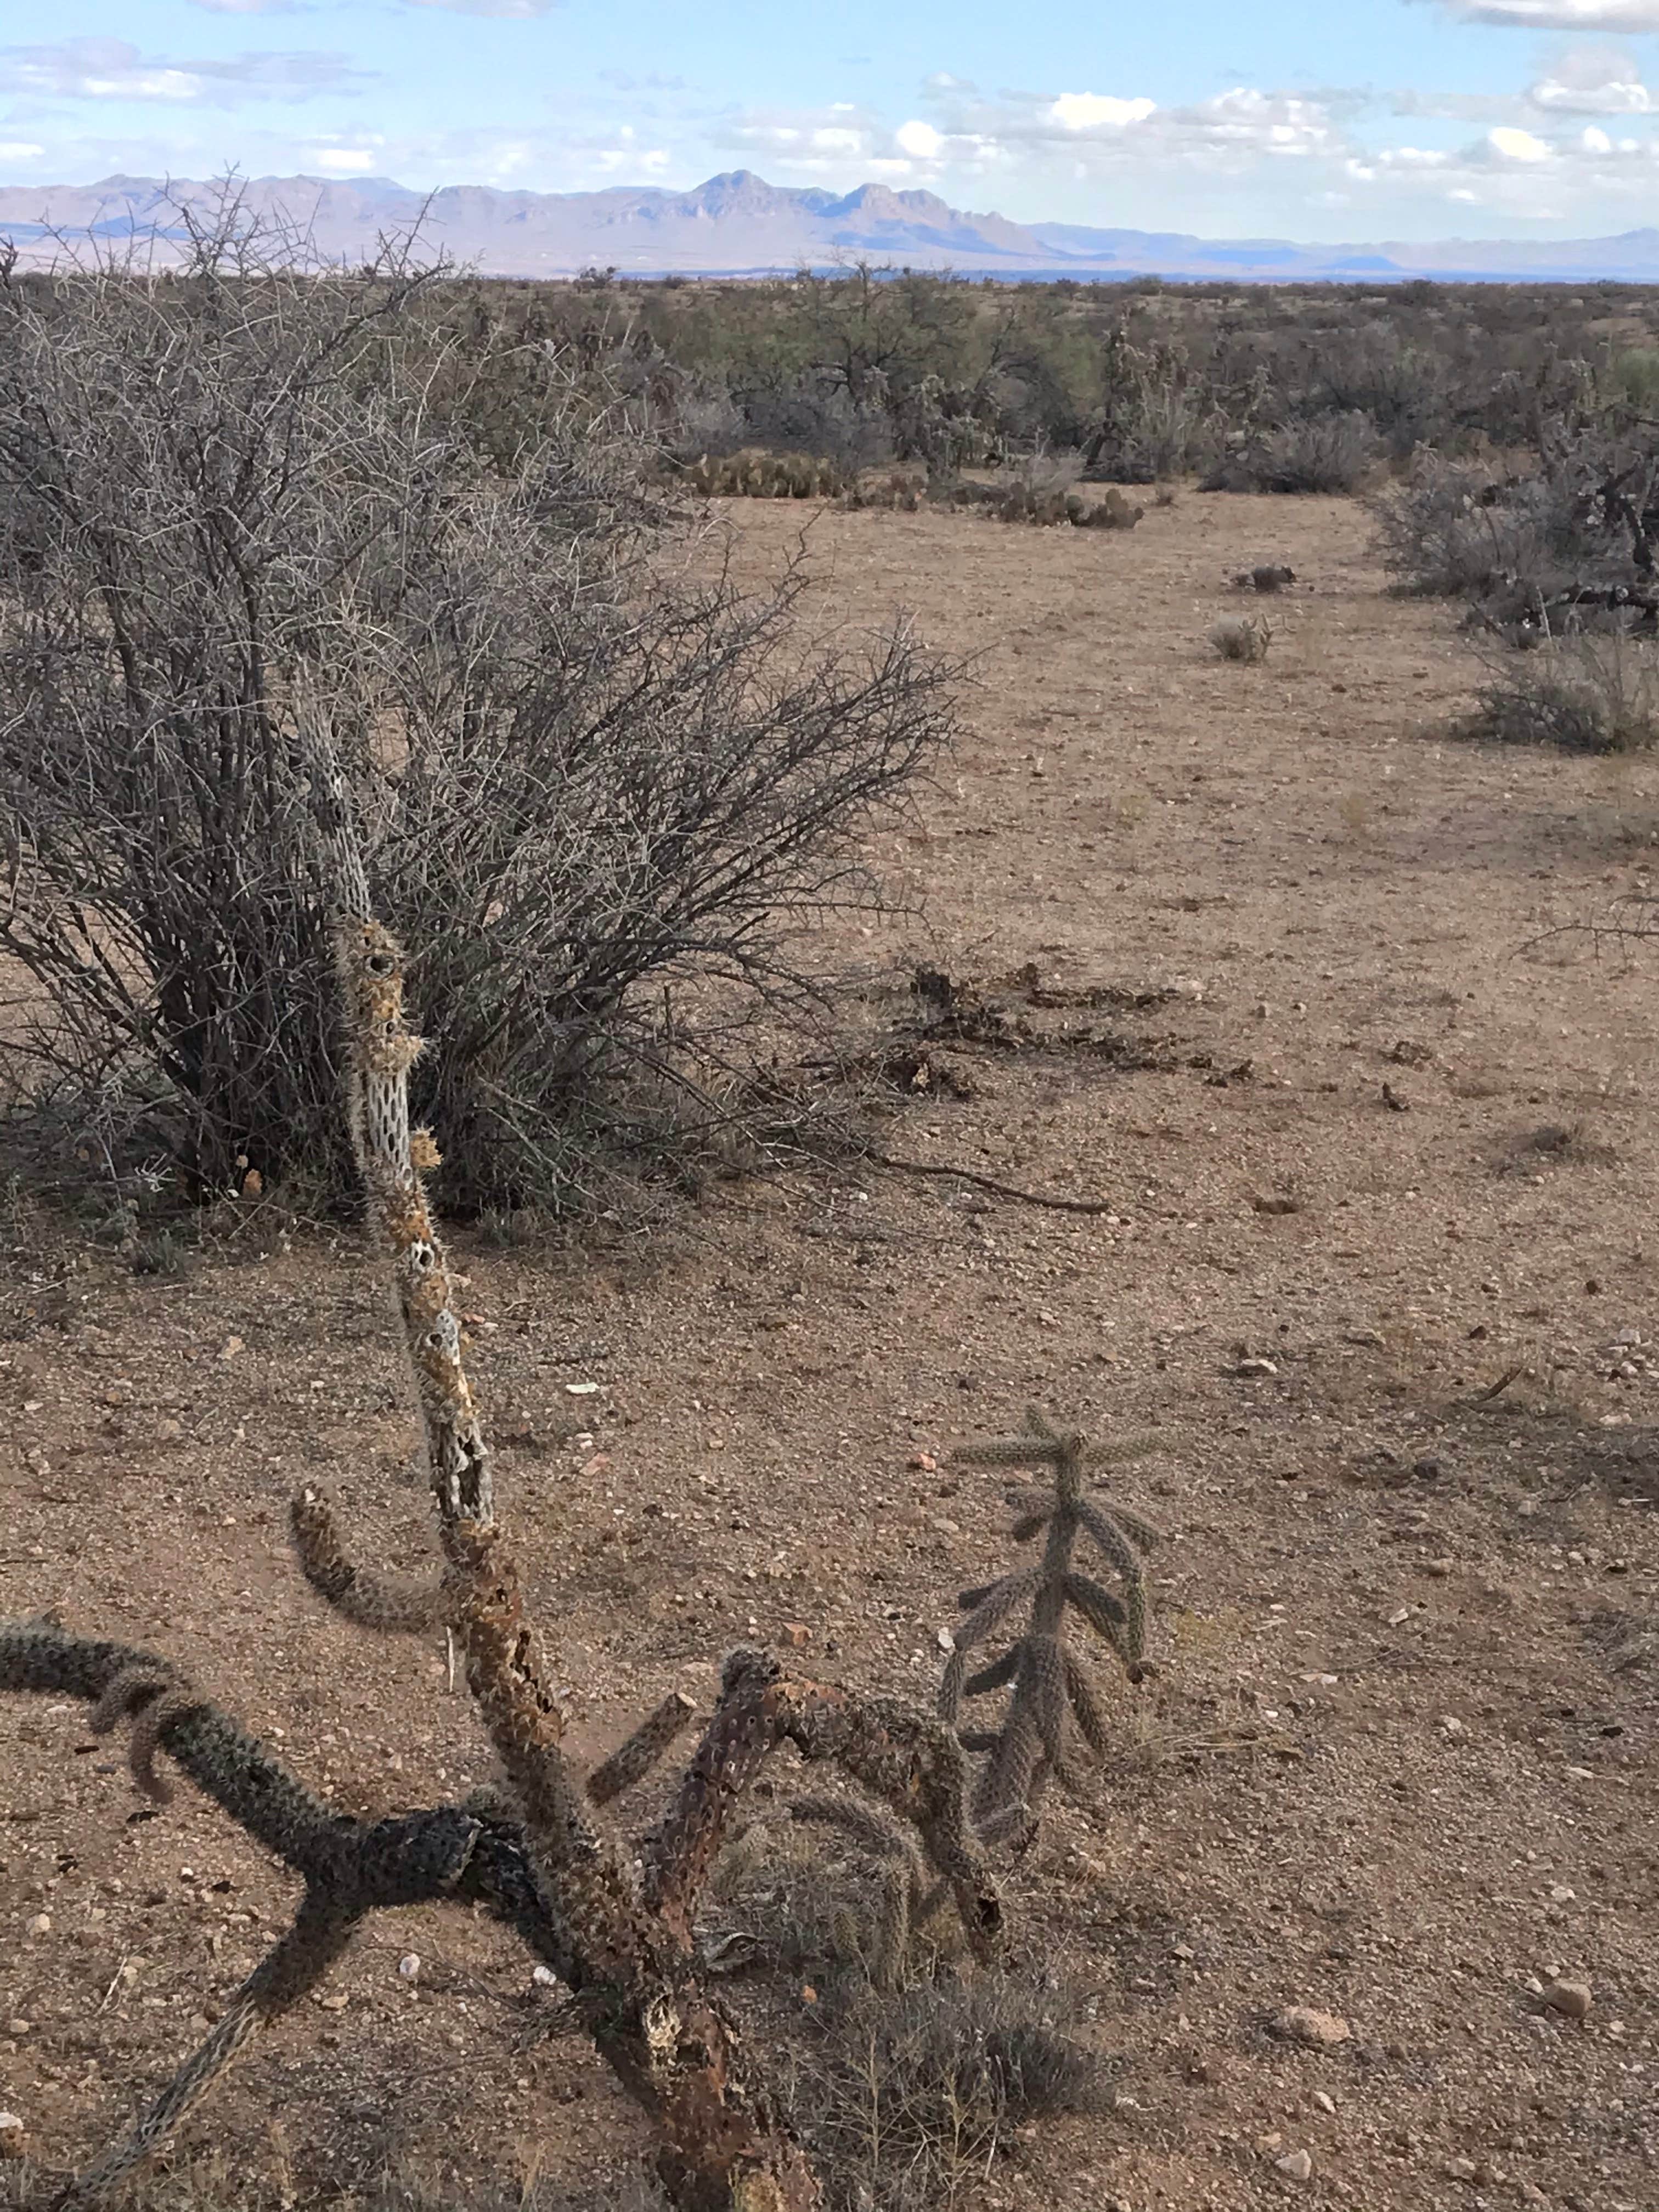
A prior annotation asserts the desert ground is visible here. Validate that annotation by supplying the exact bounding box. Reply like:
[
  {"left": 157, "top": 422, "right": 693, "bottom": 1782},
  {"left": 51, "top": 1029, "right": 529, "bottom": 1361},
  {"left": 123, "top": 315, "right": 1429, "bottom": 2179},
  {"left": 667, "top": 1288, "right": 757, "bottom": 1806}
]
[{"left": 2, "top": 488, "right": 1656, "bottom": 2212}]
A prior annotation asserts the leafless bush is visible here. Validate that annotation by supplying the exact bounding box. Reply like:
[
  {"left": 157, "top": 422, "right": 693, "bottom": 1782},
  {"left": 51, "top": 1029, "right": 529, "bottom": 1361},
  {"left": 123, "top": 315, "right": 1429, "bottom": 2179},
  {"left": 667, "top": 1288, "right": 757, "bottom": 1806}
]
[
  {"left": 1210, "top": 615, "right": 1274, "bottom": 663},
  {"left": 0, "top": 202, "right": 955, "bottom": 1213},
  {"left": 1371, "top": 452, "right": 1585, "bottom": 599},
  {"left": 1463, "top": 630, "right": 1659, "bottom": 753},
  {"left": 1203, "top": 410, "right": 1380, "bottom": 495}
]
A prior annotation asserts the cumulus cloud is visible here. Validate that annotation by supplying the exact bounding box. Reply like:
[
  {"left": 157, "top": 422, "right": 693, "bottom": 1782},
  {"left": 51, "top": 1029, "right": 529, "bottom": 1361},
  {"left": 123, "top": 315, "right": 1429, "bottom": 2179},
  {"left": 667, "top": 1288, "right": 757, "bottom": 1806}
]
[
  {"left": 1426, "top": 0, "right": 1659, "bottom": 27},
  {"left": 0, "top": 38, "right": 370, "bottom": 104},
  {"left": 1347, "top": 111, "right": 1659, "bottom": 219},
  {"left": 1488, "top": 125, "right": 1551, "bottom": 156},
  {"left": 189, "top": 0, "right": 305, "bottom": 15},
  {"left": 1527, "top": 42, "right": 1655, "bottom": 111},
  {"left": 1047, "top": 92, "right": 1156, "bottom": 130}
]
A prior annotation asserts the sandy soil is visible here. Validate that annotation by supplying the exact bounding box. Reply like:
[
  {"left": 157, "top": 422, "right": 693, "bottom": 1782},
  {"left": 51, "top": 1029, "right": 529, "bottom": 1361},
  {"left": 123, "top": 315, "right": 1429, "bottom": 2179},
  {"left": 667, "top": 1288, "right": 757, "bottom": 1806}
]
[{"left": 2, "top": 489, "right": 1656, "bottom": 2212}]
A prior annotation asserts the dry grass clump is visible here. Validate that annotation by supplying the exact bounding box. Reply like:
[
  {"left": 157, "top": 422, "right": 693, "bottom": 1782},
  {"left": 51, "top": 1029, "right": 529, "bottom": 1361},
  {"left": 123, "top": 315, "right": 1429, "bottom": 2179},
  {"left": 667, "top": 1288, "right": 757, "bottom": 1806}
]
[
  {"left": 1463, "top": 633, "right": 1659, "bottom": 753},
  {"left": 784, "top": 1978, "right": 1108, "bottom": 2211},
  {"left": 1210, "top": 615, "right": 1275, "bottom": 664}
]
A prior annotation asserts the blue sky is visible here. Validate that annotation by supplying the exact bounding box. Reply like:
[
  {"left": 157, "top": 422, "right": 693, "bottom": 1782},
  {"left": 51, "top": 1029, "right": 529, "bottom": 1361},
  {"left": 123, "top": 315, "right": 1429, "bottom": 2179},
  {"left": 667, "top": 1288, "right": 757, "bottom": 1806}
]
[{"left": 3, "top": 0, "right": 1658, "bottom": 240}]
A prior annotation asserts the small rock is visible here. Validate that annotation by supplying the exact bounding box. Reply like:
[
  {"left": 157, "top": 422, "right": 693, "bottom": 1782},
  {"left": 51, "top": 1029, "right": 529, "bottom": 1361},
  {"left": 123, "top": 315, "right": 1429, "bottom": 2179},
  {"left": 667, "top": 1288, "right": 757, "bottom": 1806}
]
[
  {"left": 907, "top": 1452, "right": 937, "bottom": 1471},
  {"left": 1273, "top": 2005, "right": 1351, "bottom": 2048},
  {"left": 781, "top": 1623, "right": 811, "bottom": 1649},
  {"left": 1424, "top": 1556, "right": 1454, "bottom": 1577},
  {"left": 532, "top": 1966, "right": 558, "bottom": 1988},
  {"left": 564, "top": 1380, "right": 600, "bottom": 1396},
  {"left": 1311, "top": 2090, "right": 1336, "bottom": 2115},
  {"left": 1275, "top": 2149, "right": 1313, "bottom": 2182},
  {"left": 1541, "top": 1978, "right": 1592, "bottom": 2020},
  {"left": 26, "top": 1914, "right": 49, "bottom": 1937},
  {"left": 1234, "top": 1357, "right": 1279, "bottom": 1377},
  {"left": 1444, "top": 2157, "right": 1478, "bottom": 2182},
  {"left": 929, "top": 1515, "right": 960, "bottom": 1536},
  {"left": 219, "top": 1334, "right": 244, "bottom": 1359},
  {"left": 0, "top": 2115, "right": 25, "bottom": 2161},
  {"left": 397, "top": 1954, "right": 421, "bottom": 1983}
]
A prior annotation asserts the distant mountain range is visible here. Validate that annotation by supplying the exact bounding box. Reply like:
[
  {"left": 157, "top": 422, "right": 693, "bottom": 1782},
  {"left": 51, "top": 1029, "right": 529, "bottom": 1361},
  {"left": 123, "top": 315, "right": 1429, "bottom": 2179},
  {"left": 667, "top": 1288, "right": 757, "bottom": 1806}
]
[{"left": 4, "top": 168, "right": 1659, "bottom": 284}]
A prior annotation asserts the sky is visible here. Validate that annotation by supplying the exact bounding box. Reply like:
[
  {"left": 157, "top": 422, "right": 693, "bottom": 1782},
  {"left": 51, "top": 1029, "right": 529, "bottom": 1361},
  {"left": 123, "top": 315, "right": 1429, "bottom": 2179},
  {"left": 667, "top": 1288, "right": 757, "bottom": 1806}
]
[{"left": 2, "top": 1, "right": 1659, "bottom": 242}]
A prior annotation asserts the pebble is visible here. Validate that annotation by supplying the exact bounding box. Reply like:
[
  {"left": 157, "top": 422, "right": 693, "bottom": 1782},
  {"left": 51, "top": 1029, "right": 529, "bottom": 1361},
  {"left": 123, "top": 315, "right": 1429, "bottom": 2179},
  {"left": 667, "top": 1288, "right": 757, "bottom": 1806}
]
[
  {"left": 1235, "top": 1357, "right": 1279, "bottom": 1377},
  {"left": 532, "top": 1965, "right": 558, "bottom": 1988},
  {"left": 1275, "top": 2149, "right": 1313, "bottom": 2181},
  {"left": 1273, "top": 2005, "right": 1351, "bottom": 2047},
  {"left": 1444, "top": 2157, "right": 1478, "bottom": 2182},
  {"left": 1541, "top": 1978, "right": 1592, "bottom": 2020},
  {"left": 0, "top": 2114, "right": 24, "bottom": 2161},
  {"left": 25, "top": 1914, "right": 49, "bottom": 1937},
  {"left": 397, "top": 1954, "right": 421, "bottom": 1983},
  {"left": 1311, "top": 2090, "right": 1336, "bottom": 2115}
]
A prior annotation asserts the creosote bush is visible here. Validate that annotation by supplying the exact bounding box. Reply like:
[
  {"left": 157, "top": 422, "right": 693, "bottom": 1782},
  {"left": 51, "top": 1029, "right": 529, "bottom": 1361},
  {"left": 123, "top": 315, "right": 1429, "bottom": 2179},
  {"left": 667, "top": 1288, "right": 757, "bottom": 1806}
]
[
  {"left": 0, "top": 204, "right": 956, "bottom": 1214},
  {"left": 1463, "top": 631, "right": 1659, "bottom": 753}
]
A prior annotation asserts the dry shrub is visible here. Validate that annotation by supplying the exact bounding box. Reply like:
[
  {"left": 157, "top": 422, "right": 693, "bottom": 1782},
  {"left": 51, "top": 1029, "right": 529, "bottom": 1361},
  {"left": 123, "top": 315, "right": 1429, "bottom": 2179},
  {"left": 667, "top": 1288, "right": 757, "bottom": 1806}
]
[
  {"left": 0, "top": 202, "right": 954, "bottom": 1213},
  {"left": 1203, "top": 410, "right": 1380, "bottom": 495},
  {"left": 1210, "top": 615, "right": 1274, "bottom": 663},
  {"left": 791, "top": 1979, "right": 1108, "bottom": 2211},
  {"left": 1463, "top": 631, "right": 1659, "bottom": 753},
  {"left": 702, "top": 1816, "right": 1106, "bottom": 2207},
  {"left": 1371, "top": 453, "right": 1583, "bottom": 599}
]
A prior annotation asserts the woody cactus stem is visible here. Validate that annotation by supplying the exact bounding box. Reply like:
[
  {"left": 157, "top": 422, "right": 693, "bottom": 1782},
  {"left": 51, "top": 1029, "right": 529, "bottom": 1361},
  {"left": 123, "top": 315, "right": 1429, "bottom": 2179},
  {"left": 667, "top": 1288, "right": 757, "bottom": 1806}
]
[{"left": 315, "top": 771, "right": 823, "bottom": 2212}]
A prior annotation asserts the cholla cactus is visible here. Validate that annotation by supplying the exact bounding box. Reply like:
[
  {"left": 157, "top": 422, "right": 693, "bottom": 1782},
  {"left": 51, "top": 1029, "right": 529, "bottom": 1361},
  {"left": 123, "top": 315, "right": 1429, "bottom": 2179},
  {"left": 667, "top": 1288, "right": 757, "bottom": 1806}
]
[{"left": 940, "top": 1407, "right": 1161, "bottom": 1847}]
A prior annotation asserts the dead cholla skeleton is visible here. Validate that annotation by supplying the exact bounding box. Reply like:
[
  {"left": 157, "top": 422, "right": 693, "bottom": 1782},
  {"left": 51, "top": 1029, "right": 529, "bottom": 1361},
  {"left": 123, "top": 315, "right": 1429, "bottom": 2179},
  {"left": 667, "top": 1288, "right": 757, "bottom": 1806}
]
[
  {"left": 939, "top": 1408, "right": 1162, "bottom": 1847},
  {"left": 0, "top": 760, "right": 1000, "bottom": 2212}
]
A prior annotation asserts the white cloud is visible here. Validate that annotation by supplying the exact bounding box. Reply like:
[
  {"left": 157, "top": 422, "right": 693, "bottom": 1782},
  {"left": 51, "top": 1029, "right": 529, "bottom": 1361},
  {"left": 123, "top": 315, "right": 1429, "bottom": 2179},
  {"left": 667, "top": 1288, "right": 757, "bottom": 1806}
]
[
  {"left": 895, "top": 119, "right": 943, "bottom": 158},
  {"left": 0, "top": 139, "right": 45, "bottom": 160},
  {"left": 1526, "top": 42, "right": 1656, "bottom": 112},
  {"left": 311, "top": 147, "right": 377, "bottom": 173},
  {"left": 1347, "top": 112, "right": 1659, "bottom": 216},
  {"left": 189, "top": 0, "right": 303, "bottom": 14},
  {"left": 1488, "top": 125, "right": 1553, "bottom": 157},
  {"left": 0, "top": 38, "right": 370, "bottom": 104},
  {"left": 1047, "top": 92, "right": 1155, "bottom": 131},
  {"left": 402, "top": 0, "right": 558, "bottom": 15},
  {"left": 1430, "top": 0, "right": 1659, "bottom": 26}
]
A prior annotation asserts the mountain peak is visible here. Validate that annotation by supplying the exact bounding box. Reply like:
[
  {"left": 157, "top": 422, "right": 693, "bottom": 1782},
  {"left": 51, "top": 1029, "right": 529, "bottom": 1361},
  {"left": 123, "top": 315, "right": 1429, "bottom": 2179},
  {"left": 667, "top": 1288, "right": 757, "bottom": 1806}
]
[{"left": 3, "top": 170, "right": 1658, "bottom": 282}]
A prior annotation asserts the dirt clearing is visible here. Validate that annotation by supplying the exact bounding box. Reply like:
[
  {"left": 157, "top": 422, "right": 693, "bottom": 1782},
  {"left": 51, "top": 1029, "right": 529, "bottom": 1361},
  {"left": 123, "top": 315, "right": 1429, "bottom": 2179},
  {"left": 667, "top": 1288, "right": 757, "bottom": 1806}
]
[{"left": 3, "top": 490, "right": 1656, "bottom": 2211}]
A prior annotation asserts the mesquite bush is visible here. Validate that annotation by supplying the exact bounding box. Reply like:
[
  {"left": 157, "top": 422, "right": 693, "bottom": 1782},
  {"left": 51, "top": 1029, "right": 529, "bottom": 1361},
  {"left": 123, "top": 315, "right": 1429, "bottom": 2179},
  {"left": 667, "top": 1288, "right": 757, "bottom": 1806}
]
[{"left": 0, "top": 196, "right": 954, "bottom": 1211}]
